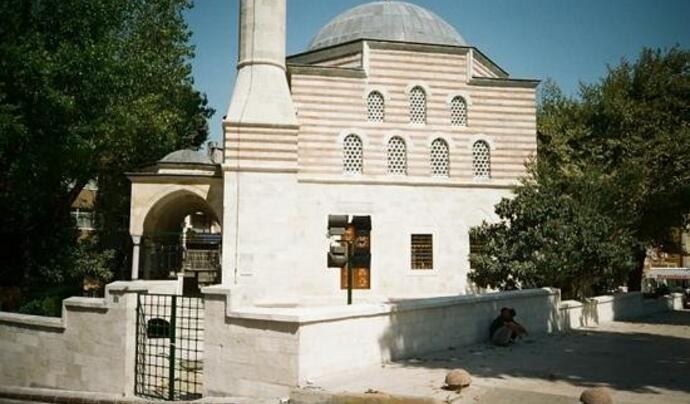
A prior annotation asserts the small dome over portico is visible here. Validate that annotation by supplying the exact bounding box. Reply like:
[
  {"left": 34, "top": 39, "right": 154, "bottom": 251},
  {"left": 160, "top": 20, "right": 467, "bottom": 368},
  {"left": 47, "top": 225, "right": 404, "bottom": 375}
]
[{"left": 160, "top": 148, "right": 215, "bottom": 165}]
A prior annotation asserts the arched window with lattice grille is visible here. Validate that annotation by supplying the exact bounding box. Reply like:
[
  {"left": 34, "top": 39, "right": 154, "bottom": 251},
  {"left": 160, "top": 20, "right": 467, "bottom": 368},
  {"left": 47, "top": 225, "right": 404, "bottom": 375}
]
[
  {"left": 450, "top": 96, "right": 468, "bottom": 126},
  {"left": 343, "top": 134, "right": 363, "bottom": 175},
  {"left": 472, "top": 140, "right": 491, "bottom": 180},
  {"left": 409, "top": 86, "right": 427, "bottom": 124},
  {"left": 367, "top": 91, "right": 384, "bottom": 122},
  {"left": 387, "top": 136, "right": 407, "bottom": 175},
  {"left": 430, "top": 138, "right": 449, "bottom": 177}
]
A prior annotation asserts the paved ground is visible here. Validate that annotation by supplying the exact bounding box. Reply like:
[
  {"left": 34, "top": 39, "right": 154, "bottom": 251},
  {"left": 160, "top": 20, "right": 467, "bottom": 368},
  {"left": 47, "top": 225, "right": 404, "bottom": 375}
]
[{"left": 309, "top": 310, "right": 690, "bottom": 404}]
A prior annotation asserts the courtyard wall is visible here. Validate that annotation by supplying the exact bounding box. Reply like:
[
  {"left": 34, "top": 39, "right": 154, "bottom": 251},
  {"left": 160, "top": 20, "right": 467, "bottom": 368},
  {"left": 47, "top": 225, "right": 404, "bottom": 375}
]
[
  {"left": 0, "top": 282, "right": 682, "bottom": 400},
  {"left": 0, "top": 280, "right": 179, "bottom": 395},
  {"left": 202, "top": 287, "right": 682, "bottom": 399}
]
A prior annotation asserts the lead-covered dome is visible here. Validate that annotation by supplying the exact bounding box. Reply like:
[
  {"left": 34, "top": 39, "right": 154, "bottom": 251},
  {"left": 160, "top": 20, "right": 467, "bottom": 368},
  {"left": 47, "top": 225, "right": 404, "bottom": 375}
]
[
  {"left": 160, "top": 149, "right": 214, "bottom": 165},
  {"left": 308, "top": 1, "right": 467, "bottom": 51}
]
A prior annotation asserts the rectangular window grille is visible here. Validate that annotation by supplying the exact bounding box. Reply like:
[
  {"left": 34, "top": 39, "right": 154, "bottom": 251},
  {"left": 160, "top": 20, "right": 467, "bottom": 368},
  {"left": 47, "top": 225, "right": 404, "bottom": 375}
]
[
  {"left": 469, "top": 233, "right": 485, "bottom": 268},
  {"left": 411, "top": 234, "right": 433, "bottom": 270}
]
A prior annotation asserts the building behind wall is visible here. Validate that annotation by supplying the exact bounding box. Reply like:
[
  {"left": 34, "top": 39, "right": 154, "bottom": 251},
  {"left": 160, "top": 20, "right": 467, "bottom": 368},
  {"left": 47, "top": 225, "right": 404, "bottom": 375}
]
[{"left": 129, "top": 0, "right": 539, "bottom": 304}]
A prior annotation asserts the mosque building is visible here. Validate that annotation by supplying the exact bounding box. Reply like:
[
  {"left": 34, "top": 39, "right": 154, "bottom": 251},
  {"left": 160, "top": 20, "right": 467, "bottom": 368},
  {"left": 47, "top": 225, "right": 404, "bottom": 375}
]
[{"left": 127, "top": 0, "right": 539, "bottom": 304}]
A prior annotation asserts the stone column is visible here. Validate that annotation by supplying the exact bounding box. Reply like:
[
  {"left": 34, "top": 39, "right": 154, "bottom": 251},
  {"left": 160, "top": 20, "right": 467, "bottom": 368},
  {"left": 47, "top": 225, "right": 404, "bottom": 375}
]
[{"left": 131, "top": 235, "right": 142, "bottom": 280}]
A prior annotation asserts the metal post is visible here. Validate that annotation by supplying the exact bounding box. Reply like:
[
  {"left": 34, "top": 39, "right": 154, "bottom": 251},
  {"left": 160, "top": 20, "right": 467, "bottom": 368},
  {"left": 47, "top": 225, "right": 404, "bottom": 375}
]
[
  {"left": 134, "top": 294, "right": 141, "bottom": 397},
  {"left": 347, "top": 241, "right": 353, "bottom": 305},
  {"left": 168, "top": 296, "right": 177, "bottom": 401}
]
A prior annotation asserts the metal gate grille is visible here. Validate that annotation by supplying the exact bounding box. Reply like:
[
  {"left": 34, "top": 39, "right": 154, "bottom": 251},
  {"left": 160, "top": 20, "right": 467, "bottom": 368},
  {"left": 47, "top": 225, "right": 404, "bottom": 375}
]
[{"left": 135, "top": 294, "right": 204, "bottom": 400}]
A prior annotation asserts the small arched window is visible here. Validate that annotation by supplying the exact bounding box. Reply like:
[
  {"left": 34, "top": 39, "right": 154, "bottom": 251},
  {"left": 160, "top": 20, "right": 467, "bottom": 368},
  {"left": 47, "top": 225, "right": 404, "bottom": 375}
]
[
  {"left": 450, "top": 96, "right": 468, "bottom": 126},
  {"left": 409, "top": 86, "right": 427, "bottom": 124},
  {"left": 387, "top": 136, "right": 407, "bottom": 175},
  {"left": 343, "top": 134, "right": 363, "bottom": 175},
  {"left": 472, "top": 140, "right": 491, "bottom": 180},
  {"left": 367, "top": 91, "right": 385, "bottom": 122},
  {"left": 430, "top": 138, "right": 450, "bottom": 177}
]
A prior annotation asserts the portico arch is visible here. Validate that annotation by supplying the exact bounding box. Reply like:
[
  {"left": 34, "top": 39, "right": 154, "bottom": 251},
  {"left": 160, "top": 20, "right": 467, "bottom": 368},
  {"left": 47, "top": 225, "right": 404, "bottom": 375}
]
[
  {"left": 142, "top": 189, "right": 221, "bottom": 236},
  {"left": 136, "top": 189, "right": 223, "bottom": 293},
  {"left": 126, "top": 148, "right": 224, "bottom": 293}
]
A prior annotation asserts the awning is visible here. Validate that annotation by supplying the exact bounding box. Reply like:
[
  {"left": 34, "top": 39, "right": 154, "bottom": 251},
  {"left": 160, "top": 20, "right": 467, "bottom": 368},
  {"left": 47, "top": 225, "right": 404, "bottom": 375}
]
[{"left": 646, "top": 267, "right": 690, "bottom": 280}]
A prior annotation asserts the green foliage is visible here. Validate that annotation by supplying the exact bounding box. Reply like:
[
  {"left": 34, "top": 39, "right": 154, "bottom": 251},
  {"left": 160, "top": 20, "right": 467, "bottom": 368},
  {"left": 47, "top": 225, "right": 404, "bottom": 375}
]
[
  {"left": 18, "top": 284, "right": 80, "bottom": 317},
  {"left": 470, "top": 47, "right": 690, "bottom": 298},
  {"left": 72, "top": 240, "right": 115, "bottom": 285},
  {"left": 0, "top": 0, "right": 213, "bottom": 288},
  {"left": 469, "top": 163, "right": 636, "bottom": 300}
]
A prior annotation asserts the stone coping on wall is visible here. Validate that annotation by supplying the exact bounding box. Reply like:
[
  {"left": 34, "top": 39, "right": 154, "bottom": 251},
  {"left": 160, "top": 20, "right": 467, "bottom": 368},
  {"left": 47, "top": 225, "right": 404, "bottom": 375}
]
[
  {"left": 209, "top": 288, "right": 559, "bottom": 324},
  {"left": 64, "top": 296, "right": 108, "bottom": 309},
  {"left": 0, "top": 311, "right": 65, "bottom": 330},
  {"left": 0, "top": 280, "right": 182, "bottom": 330},
  {"left": 559, "top": 291, "right": 683, "bottom": 309},
  {"left": 0, "top": 297, "right": 110, "bottom": 330}
]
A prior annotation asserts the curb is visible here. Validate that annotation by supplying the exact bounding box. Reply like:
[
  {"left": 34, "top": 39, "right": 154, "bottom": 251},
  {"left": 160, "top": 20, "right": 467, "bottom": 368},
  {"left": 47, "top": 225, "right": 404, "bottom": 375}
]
[
  {"left": 0, "top": 386, "right": 245, "bottom": 404},
  {"left": 290, "top": 389, "right": 442, "bottom": 404}
]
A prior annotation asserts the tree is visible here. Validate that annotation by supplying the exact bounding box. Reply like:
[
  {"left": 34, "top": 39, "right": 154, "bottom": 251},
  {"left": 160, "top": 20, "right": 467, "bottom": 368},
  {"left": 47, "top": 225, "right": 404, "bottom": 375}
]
[
  {"left": 0, "top": 0, "right": 213, "bottom": 290},
  {"left": 470, "top": 47, "right": 690, "bottom": 297},
  {"left": 541, "top": 48, "right": 690, "bottom": 290},
  {"left": 469, "top": 162, "right": 636, "bottom": 300}
]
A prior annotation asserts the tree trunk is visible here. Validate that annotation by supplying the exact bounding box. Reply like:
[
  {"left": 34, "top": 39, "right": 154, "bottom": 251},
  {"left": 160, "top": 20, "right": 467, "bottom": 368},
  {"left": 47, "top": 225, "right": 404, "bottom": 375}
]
[{"left": 627, "top": 248, "right": 647, "bottom": 292}]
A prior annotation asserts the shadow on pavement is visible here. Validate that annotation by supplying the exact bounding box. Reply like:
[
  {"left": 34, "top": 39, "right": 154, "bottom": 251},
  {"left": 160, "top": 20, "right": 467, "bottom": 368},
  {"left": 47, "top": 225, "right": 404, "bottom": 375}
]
[{"left": 386, "top": 310, "right": 690, "bottom": 396}]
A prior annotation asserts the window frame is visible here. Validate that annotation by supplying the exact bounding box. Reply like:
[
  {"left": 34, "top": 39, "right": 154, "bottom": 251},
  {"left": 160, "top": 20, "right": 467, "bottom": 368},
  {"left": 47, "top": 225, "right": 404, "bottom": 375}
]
[
  {"left": 386, "top": 135, "right": 408, "bottom": 176},
  {"left": 471, "top": 139, "right": 492, "bottom": 181},
  {"left": 408, "top": 85, "right": 428, "bottom": 125},
  {"left": 342, "top": 133, "right": 364, "bottom": 175},
  {"left": 449, "top": 95, "right": 468, "bottom": 127},
  {"left": 410, "top": 233, "right": 434, "bottom": 271},
  {"left": 446, "top": 92, "right": 472, "bottom": 129},
  {"left": 71, "top": 208, "right": 95, "bottom": 230},
  {"left": 429, "top": 137, "right": 450, "bottom": 178},
  {"left": 366, "top": 90, "right": 385, "bottom": 123}
]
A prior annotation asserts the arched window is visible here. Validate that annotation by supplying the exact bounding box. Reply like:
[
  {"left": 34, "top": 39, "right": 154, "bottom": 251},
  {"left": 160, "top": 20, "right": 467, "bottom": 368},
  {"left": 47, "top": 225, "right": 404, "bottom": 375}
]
[
  {"left": 409, "top": 86, "right": 427, "bottom": 124},
  {"left": 387, "top": 136, "right": 407, "bottom": 175},
  {"left": 430, "top": 138, "right": 449, "bottom": 177},
  {"left": 472, "top": 140, "right": 491, "bottom": 180},
  {"left": 343, "top": 134, "right": 363, "bottom": 175},
  {"left": 450, "top": 96, "right": 468, "bottom": 126},
  {"left": 367, "top": 91, "right": 384, "bottom": 122}
]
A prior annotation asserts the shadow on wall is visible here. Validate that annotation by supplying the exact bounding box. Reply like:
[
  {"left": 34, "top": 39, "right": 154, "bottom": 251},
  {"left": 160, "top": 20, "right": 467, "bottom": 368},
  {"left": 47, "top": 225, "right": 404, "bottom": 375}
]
[
  {"left": 380, "top": 310, "right": 690, "bottom": 396},
  {"left": 376, "top": 290, "right": 561, "bottom": 364}
]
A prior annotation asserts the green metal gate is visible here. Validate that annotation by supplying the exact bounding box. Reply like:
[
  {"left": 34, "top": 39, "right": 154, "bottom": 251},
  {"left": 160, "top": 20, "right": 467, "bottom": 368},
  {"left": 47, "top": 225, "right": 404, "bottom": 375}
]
[{"left": 135, "top": 294, "right": 204, "bottom": 400}]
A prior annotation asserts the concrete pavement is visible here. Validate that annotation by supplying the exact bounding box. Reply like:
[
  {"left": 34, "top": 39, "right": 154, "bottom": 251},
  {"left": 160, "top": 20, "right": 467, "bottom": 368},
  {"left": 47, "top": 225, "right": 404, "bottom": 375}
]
[{"left": 307, "top": 310, "right": 690, "bottom": 404}]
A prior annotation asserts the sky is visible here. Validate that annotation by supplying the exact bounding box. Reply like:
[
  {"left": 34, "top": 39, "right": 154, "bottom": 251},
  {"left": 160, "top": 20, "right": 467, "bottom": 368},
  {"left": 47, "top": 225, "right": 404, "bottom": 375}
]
[{"left": 184, "top": 0, "right": 690, "bottom": 145}]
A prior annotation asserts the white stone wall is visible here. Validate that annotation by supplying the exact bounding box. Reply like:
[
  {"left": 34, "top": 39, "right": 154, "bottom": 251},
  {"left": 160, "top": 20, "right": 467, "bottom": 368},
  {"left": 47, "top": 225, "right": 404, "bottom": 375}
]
[
  {"left": 0, "top": 281, "right": 180, "bottom": 395},
  {"left": 0, "top": 293, "right": 137, "bottom": 395},
  {"left": 297, "top": 289, "right": 560, "bottom": 382},
  {"left": 0, "top": 284, "right": 681, "bottom": 399},
  {"left": 203, "top": 290, "right": 299, "bottom": 398},
  {"left": 204, "top": 288, "right": 560, "bottom": 398},
  {"left": 558, "top": 291, "right": 683, "bottom": 329},
  {"left": 204, "top": 287, "right": 682, "bottom": 399},
  {"left": 221, "top": 171, "right": 509, "bottom": 303}
]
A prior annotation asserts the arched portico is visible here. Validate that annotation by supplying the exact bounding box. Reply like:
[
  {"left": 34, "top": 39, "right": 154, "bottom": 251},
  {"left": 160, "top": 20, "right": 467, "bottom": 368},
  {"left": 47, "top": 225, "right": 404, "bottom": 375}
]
[{"left": 127, "top": 148, "right": 223, "bottom": 293}]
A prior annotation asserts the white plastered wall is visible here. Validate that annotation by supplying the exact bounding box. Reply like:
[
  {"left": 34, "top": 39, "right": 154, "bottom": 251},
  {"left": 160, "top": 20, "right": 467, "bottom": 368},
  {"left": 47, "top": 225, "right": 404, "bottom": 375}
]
[{"left": 221, "top": 171, "right": 508, "bottom": 303}]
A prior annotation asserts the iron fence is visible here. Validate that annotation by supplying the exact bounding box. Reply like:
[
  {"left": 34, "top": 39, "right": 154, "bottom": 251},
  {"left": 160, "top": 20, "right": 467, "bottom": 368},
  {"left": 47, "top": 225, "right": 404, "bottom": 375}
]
[{"left": 135, "top": 294, "right": 204, "bottom": 401}]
